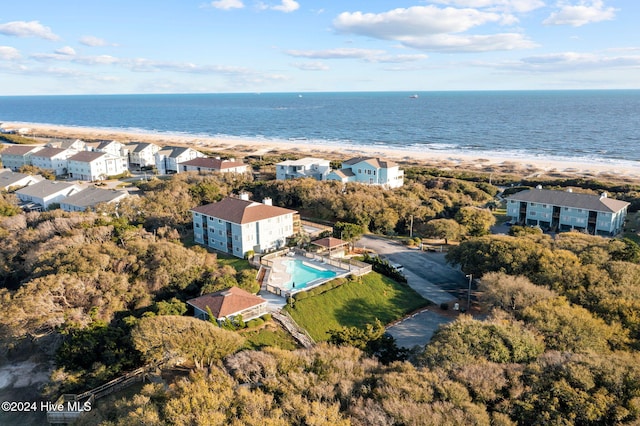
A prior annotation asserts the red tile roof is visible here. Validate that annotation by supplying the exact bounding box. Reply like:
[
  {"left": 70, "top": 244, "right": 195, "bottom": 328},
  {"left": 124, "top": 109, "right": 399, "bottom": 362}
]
[
  {"left": 187, "top": 287, "right": 266, "bottom": 319},
  {"left": 191, "top": 196, "right": 297, "bottom": 224}
]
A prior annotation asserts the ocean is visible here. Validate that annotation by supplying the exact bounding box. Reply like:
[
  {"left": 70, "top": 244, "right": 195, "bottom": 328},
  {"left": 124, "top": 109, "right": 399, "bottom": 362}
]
[{"left": 1, "top": 90, "right": 639, "bottom": 164}]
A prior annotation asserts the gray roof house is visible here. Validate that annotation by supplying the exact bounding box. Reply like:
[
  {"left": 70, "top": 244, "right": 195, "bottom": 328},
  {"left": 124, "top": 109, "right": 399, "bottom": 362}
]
[
  {"left": 506, "top": 186, "right": 630, "bottom": 236},
  {"left": 60, "top": 187, "right": 129, "bottom": 212},
  {"left": 0, "top": 169, "right": 45, "bottom": 191},
  {"left": 15, "top": 180, "right": 82, "bottom": 211},
  {"left": 0, "top": 145, "right": 45, "bottom": 171}
]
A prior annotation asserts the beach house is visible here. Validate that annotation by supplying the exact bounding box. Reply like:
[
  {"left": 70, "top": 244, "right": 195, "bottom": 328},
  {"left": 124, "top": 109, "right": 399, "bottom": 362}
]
[
  {"left": 506, "top": 186, "right": 629, "bottom": 236},
  {"left": 67, "top": 151, "right": 128, "bottom": 181},
  {"left": 276, "top": 157, "right": 331, "bottom": 181},
  {"left": 0, "top": 169, "right": 45, "bottom": 191},
  {"left": 326, "top": 157, "right": 404, "bottom": 188},
  {"left": 155, "top": 146, "right": 205, "bottom": 174},
  {"left": 180, "top": 157, "right": 249, "bottom": 174},
  {"left": 60, "top": 187, "right": 129, "bottom": 212},
  {"left": 31, "top": 147, "right": 77, "bottom": 176},
  {"left": 127, "top": 142, "right": 160, "bottom": 168},
  {"left": 191, "top": 194, "right": 299, "bottom": 258},
  {"left": 0, "top": 145, "right": 45, "bottom": 171},
  {"left": 187, "top": 287, "right": 268, "bottom": 324},
  {"left": 15, "top": 180, "right": 82, "bottom": 210}
]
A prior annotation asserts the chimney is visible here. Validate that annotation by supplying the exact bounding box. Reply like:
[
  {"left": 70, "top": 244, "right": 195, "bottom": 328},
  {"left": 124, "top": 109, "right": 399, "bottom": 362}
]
[
  {"left": 263, "top": 197, "right": 272, "bottom": 206},
  {"left": 601, "top": 192, "right": 608, "bottom": 199},
  {"left": 239, "top": 192, "right": 250, "bottom": 201}
]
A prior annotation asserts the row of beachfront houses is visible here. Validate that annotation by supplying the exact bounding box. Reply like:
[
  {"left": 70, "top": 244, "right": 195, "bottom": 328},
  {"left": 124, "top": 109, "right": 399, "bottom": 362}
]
[
  {"left": 275, "top": 157, "right": 404, "bottom": 188},
  {"left": 0, "top": 169, "right": 129, "bottom": 212},
  {"left": 0, "top": 139, "right": 248, "bottom": 180}
]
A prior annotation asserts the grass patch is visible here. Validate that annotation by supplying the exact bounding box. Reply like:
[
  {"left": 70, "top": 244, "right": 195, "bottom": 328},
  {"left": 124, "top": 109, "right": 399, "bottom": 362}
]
[
  {"left": 242, "top": 323, "right": 299, "bottom": 351},
  {"left": 284, "top": 272, "right": 429, "bottom": 341},
  {"left": 216, "top": 254, "right": 253, "bottom": 272}
]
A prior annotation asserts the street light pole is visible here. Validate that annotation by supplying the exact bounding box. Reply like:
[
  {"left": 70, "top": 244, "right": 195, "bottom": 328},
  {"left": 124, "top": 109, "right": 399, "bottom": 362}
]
[{"left": 465, "top": 274, "right": 473, "bottom": 312}]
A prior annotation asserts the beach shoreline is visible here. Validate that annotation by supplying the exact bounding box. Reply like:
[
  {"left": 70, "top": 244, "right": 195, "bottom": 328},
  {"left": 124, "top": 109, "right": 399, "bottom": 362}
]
[{"left": 2, "top": 121, "right": 639, "bottom": 182}]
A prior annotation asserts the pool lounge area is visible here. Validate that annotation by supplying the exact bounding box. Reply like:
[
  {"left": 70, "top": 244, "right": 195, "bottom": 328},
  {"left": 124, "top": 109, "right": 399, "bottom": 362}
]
[{"left": 260, "top": 249, "right": 372, "bottom": 298}]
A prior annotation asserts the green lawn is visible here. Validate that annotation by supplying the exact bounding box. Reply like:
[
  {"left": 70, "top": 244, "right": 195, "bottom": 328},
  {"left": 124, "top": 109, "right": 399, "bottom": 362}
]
[
  {"left": 242, "top": 323, "right": 299, "bottom": 351},
  {"left": 216, "top": 254, "right": 254, "bottom": 272},
  {"left": 284, "top": 272, "right": 429, "bottom": 341}
]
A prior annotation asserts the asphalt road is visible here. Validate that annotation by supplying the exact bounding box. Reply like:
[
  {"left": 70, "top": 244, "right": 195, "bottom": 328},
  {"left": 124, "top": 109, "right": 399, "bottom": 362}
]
[
  {"left": 356, "top": 235, "right": 469, "bottom": 304},
  {"left": 356, "top": 234, "right": 470, "bottom": 348}
]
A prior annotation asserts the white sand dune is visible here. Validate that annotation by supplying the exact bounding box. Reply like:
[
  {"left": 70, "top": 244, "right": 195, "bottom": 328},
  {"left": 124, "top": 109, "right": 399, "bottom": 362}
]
[{"left": 3, "top": 121, "right": 639, "bottom": 181}]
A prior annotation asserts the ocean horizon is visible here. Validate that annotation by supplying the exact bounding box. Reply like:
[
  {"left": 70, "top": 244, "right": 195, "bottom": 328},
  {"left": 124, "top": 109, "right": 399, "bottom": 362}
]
[{"left": 1, "top": 90, "right": 639, "bottom": 166}]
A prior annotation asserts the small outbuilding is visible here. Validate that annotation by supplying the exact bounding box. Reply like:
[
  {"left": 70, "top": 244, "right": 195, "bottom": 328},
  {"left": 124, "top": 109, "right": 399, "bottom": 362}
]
[
  {"left": 311, "top": 237, "right": 349, "bottom": 257},
  {"left": 187, "top": 286, "right": 268, "bottom": 324}
]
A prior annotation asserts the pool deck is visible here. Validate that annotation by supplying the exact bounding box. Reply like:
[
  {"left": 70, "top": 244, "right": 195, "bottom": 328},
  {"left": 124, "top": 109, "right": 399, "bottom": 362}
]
[{"left": 265, "top": 253, "right": 348, "bottom": 297}]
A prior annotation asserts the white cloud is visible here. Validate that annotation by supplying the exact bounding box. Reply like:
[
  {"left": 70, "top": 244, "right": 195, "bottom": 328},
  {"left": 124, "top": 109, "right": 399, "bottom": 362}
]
[
  {"left": 55, "top": 46, "right": 76, "bottom": 56},
  {"left": 0, "top": 46, "right": 21, "bottom": 60},
  {"left": 211, "top": 0, "right": 244, "bottom": 10},
  {"left": 334, "top": 6, "right": 502, "bottom": 37},
  {"left": 507, "top": 51, "right": 640, "bottom": 71},
  {"left": 286, "top": 48, "right": 387, "bottom": 60},
  {"left": 368, "top": 54, "right": 429, "bottom": 63},
  {"left": 0, "top": 20, "right": 59, "bottom": 41},
  {"left": 291, "top": 61, "right": 330, "bottom": 71},
  {"left": 272, "top": 0, "right": 299, "bottom": 13},
  {"left": 431, "top": 0, "right": 545, "bottom": 13},
  {"left": 256, "top": 0, "right": 299, "bottom": 13},
  {"left": 79, "top": 35, "right": 110, "bottom": 47},
  {"left": 405, "top": 32, "right": 537, "bottom": 52},
  {"left": 333, "top": 6, "right": 537, "bottom": 52},
  {"left": 543, "top": 0, "right": 617, "bottom": 27}
]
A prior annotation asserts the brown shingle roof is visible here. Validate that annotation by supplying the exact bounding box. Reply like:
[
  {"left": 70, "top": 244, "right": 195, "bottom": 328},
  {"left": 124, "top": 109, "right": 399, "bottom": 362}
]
[
  {"left": 0, "top": 145, "right": 43, "bottom": 155},
  {"left": 311, "top": 237, "right": 348, "bottom": 249},
  {"left": 68, "top": 151, "right": 107, "bottom": 162},
  {"left": 31, "top": 147, "right": 68, "bottom": 159},
  {"left": 331, "top": 169, "right": 355, "bottom": 179},
  {"left": 187, "top": 287, "right": 266, "bottom": 319},
  {"left": 181, "top": 157, "right": 246, "bottom": 170},
  {"left": 191, "top": 197, "right": 297, "bottom": 224},
  {"left": 507, "top": 189, "right": 629, "bottom": 213}
]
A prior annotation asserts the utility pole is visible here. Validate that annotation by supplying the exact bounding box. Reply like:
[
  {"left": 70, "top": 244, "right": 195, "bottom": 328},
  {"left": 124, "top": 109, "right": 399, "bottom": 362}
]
[{"left": 409, "top": 215, "right": 414, "bottom": 238}]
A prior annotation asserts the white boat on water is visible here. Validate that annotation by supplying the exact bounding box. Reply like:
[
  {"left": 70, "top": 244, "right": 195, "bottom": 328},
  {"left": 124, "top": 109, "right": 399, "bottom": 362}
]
[{"left": 409, "top": 94, "right": 419, "bottom": 99}]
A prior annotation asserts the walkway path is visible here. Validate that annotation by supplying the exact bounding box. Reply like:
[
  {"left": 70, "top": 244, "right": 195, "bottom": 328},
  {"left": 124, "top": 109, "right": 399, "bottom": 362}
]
[{"left": 271, "top": 311, "right": 315, "bottom": 348}]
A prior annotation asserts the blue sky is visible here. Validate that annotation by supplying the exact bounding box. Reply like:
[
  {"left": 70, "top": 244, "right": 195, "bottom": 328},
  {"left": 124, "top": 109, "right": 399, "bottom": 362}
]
[{"left": 0, "top": 0, "right": 637, "bottom": 94}]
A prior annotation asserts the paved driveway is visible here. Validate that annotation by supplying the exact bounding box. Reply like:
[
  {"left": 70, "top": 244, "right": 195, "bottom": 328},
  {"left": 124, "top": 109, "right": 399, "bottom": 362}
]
[
  {"left": 356, "top": 235, "right": 469, "bottom": 305},
  {"left": 356, "top": 235, "right": 469, "bottom": 348}
]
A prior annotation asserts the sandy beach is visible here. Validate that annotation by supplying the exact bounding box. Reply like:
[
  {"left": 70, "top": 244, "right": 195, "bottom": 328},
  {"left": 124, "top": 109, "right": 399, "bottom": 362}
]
[{"left": 2, "top": 121, "right": 639, "bottom": 182}]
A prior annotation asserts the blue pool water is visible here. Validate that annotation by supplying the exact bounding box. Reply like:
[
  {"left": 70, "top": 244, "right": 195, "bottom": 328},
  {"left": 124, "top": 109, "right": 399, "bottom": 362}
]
[{"left": 284, "top": 259, "right": 337, "bottom": 291}]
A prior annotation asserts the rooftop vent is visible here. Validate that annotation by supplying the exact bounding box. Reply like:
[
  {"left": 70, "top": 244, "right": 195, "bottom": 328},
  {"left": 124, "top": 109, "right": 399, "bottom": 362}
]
[
  {"left": 263, "top": 197, "right": 272, "bottom": 206},
  {"left": 239, "top": 192, "right": 250, "bottom": 201}
]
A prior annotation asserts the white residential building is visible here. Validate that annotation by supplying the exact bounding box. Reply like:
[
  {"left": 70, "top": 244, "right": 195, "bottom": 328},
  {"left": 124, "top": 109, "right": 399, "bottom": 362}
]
[
  {"left": 68, "top": 151, "right": 128, "bottom": 181},
  {"left": 31, "top": 147, "right": 77, "bottom": 176},
  {"left": 326, "top": 157, "right": 404, "bottom": 188},
  {"left": 127, "top": 142, "right": 161, "bottom": 168},
  {"left": 46, "top": 139, "right": 86, "bottom": 152},
  {"left": 506, "top": 187, "right": 630, "bottom": 236},
  {"left": 155, "top": 146, "right": 205, "bottom": 174},
  {"left": 60, "top": 187, "right": 129, "bottom": 212},
  {"left": 276, "top": 157, "right": 331, "bottom": 181},
  {"left": 191, "top": 195, "right": 299, "bottom": 258},
  {"left": 15, "top": 180, "right": 82, "bottom": 210},
  {"left": 181, "top": 157, "right": 249, "bottom": 174},
  {"left": 89, "top": 140, "right": 128, "bottom": 158},
  {"left": 0, "top": 169, "right": 45, "bottom": 191},
  {"left": 0, "top": 145, "right": 45, "bottom": 171}
]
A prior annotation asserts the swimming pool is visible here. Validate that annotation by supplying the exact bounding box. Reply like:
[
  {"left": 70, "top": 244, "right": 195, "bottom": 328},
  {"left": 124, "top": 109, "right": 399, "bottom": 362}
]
[{"left": 283, "top": 259, "right": 337, "bottom": 291}]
